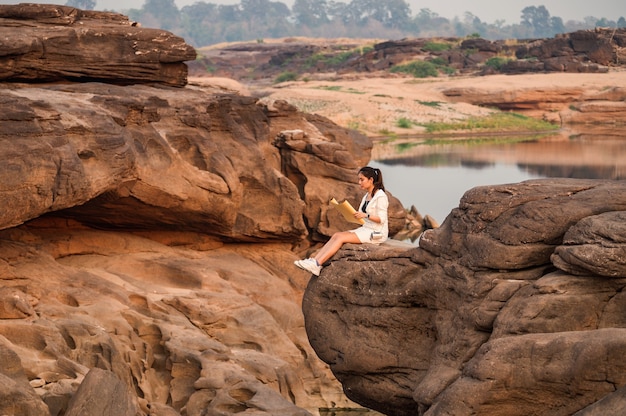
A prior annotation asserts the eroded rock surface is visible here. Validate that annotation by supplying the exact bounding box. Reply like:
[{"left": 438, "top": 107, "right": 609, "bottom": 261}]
[
  {"left": 0, "top": 62, "right": 416, "bottom": 413},
  {"left": 0, "top": 6, "right": 414, "bottom": 414},
  {"left": 303, "top": 179, "right": 626, "bottom": 416},
  {"left": 0, "top": 4, "right": 196, "bottom": 86}
]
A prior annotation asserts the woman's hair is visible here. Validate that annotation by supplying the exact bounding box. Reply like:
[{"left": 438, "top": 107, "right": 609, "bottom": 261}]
[{"left": 359, "top": 166, "right": 385, "bottom": 195}]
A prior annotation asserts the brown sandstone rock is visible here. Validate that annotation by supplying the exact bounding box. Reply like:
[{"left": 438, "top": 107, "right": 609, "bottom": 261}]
[
  {"left": 442, "top": 82, "right": 626, "bottom": 125},
  {"left": 0, "top": 4, "right": 405, "bottom": 416},
  {"left": 0, "top": 220, "right": 352, "bottom": 415},
  {"left": 0, "top": 4, "right": 196, "bottom": 86},
  {"left": 0, "top": 75, "right": 385, "bottom": 414},
  {"left": 551, "top": 211, "right": 626, "bottom": 277},
  {"left": 0, "top": 343, "right": 51, "bottom": 415},
  {"left": 0, "top": 81, "right": 381, "bottom": 242},
  {"left": 65, "top": 368, "right": 138, "bottom": 416},
  {"left": 303, "top": 179, "right": 626, "bottom": 415}
]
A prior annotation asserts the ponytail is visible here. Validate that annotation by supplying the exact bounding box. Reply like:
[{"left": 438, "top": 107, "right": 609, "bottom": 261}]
[{"left": 358, "top": 166, "right": 385, "bottom": 196}]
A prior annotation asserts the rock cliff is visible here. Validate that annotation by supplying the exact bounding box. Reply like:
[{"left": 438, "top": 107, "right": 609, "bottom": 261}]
[
  {"left": 0, "top": 4, "right": 196, "bottom": 86},
  {"left": 0, "top": 4, "right": 409, "bottom": 416},
  {"left": 303, "top": 179, "right": 626, "bottom": 415}
]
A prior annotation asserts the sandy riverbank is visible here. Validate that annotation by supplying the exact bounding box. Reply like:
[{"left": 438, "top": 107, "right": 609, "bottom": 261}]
[{"left": 190, "top": 69, "right": 626, "bottom": 137}]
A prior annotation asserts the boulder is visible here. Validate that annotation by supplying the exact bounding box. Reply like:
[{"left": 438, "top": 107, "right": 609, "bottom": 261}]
[
  {"left": 0, "top": 343, "right": 51, "bottom": 415},
  {"left": 65, "top": 368, "right": 138, "bottom": 416},
  {"left": 303, "top": 178, "right": 626, "bottom": 415},
  {"left": 0, "top": 4, "right": 196, "bottom": 86}
]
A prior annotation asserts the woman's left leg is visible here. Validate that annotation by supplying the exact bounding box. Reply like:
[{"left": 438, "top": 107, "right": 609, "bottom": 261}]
[{"left": 314, "top": 231, "right": 361, "bottom": 265}]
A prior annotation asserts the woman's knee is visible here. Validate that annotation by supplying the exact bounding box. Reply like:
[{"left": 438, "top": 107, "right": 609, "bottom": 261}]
[{"left": 337, "top": 231, "right": 357, "bottom": 243}]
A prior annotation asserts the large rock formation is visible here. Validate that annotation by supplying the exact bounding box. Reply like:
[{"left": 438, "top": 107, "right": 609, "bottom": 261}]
[
  {"left": 303, "top": 179, "right": 626, "bottom": 415},
  {"left": 0, "top": 58, "right": 409, "bottom": 416},
  {"left": 0, "top": 4, "right": 196, "bottom": 86},
  {"left": 191, "top": 28, "right": 626, "bottom": 82},
  {"left": 0, "top": 5, "right": 409, "bottom": 416},
  {"left": 442, "top": 83, "right": 626, "bottom": 126}
]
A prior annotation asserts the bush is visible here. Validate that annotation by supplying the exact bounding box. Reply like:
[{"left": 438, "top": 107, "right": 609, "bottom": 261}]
[
  {"left": 396, "top": 117, "right": 412, "bottom": 128},
  {"left": 485, "top": 57, "right": 511, "bottom": 71},
  {"left": 423, "top": 41, "right": 452, "bottom": 52},
  {"left": 274, "top": 71, "right": 298, "bottom": 83},
  {"left": 390, "top": 61, "right": 439, "bottom": 78}
]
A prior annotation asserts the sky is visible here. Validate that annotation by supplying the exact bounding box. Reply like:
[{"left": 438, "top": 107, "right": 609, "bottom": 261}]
[{"left": 0, "top": 0, "right": 623, "bottom": 23}]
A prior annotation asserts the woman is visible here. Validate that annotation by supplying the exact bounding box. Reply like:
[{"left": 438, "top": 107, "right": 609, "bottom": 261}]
[{"left": 294, "top": 166, "right": 389, "bottom": 276}]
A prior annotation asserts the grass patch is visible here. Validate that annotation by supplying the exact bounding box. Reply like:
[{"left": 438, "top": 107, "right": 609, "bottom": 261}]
[
  {"left": 304, "top": 45, "right": 373, "bottom": 69},
  {"left": 378, "top": 128, "right": 395, "bottom": 136},
  {"left": 391, "top": 61, "right": 439, "bottom": 78},
  {"left": 347, "top": 120, "right": 361, "bottom": 131},
  {"left": 423, "top": 41, "right": 453, "bottom": 52},
  {"left": 274, "top": 71, "right": 298, "bottom": 83},
  {"left": 314, "top": 85, "right": 365, "bottom": 94},
  {"left": 315, "top": 85, "right": 342, "bottom": 91},
  {"left": 396, "top": 117, "right": 413, "bottom": 128},
  {"left": 485, "top": 56, "right": 512, "bottom": 71},
  {"left": 391, "top": 58, "right": 455, "bottom": 78},
  {"left": 417, "top": 100, "right": 442, "bottom": 107},
  {"left": 417, "top": 112, "right": 558, "bottom": 133}
]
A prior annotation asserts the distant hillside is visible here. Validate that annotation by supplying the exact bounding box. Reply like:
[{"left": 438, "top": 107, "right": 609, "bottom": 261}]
[{"left": 189, "top": 29, "right": 626, "bottom": 84}]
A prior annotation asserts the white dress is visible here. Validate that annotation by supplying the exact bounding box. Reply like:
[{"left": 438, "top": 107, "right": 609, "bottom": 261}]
[{"left": 349, "top": 189, "right": 389, "bottom": 243}]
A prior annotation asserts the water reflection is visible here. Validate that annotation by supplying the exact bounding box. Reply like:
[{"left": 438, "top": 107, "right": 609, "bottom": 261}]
[{"left": 371, "top": 131, "right": 626, "bottom": 225}]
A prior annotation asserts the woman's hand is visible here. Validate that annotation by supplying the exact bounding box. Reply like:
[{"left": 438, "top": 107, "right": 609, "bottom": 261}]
[
  {"left": 354, "top": 212, "right": 367, "bottom": 220},
  {"left": 355, "top": 212, "right": 377, "bottom": 222}
]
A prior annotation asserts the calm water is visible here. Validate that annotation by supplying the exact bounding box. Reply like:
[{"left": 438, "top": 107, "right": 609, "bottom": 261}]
[{"left": 370, "top": 131, "right": 626, "bottom": 225}]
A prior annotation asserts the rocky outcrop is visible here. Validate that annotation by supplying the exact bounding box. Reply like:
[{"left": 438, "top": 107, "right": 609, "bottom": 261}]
[
  {"left": 0, "top": 54, "right": 416, "bottom": 416},
  {"left": 0, "top": 4, "right": 196, "bottom": 86},
  {"left": 303, "top": 179, "right": 626, "bottom": 415},
  {"left": 191, "top": 29, "right": 626, "bottom": 82},
  {"left": 0, "top": 80, "right": 409, "bottom": 241},
  {"left": 509, "top": 29, "right": 626, "bottom": 73},
  {"left": 0, "top": 5, "right": 413, "bottom": 416},
  {"left": 441, "top": 83, "right": 626, "bottom": 126}
]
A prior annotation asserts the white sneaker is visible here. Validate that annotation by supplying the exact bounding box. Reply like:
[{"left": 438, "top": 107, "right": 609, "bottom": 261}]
[{"left": 294, "top": 258, "right": 322, "bottom": 276}]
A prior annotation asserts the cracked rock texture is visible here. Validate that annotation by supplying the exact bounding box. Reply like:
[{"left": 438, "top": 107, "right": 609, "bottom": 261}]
[
  {"left": 0, "top": 5, "right": 411, "bottom": 415},
  {"left": 303, "top": 179, "right": 626, "bottom": 416}
]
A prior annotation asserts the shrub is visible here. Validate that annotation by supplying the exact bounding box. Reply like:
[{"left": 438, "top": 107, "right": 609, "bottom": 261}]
[
  {"left": 274, "top": 71, "right": 298, "bottom": 83},
  {"left": 391, "top": 61, "right": 439, "bottom": 78},
  {"left": 485, "top": 56, "right": 511, "bottom": 71},
  {"left": 423, "top": 41, "right": 452, "bottom": 52},
  {"left": 417, "top": 100, "right": 442, "bottom": 107},
  {"left": 396, "top": 117, "right": 412, "bottom": 128}
]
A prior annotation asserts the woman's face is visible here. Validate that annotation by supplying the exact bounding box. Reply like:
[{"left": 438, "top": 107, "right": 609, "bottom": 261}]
[{"left": 358, "top": 173, "right": 373, "bottom": 190}]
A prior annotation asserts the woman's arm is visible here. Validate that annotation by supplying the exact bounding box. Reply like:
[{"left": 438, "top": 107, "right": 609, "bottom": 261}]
[
  {"left": 369, "top": 191, "right": 388, "bottom": 224},
  {"left": 355, "top": 191, "right": 388, "bottom": 223}
]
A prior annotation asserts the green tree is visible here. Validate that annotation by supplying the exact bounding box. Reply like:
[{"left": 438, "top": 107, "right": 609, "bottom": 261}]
[
  {"left": 180, "top": 2, "right": 219, "bottom": 46},
  {"left": 345, "top": 0, "right": 411, "bottom": 28},
  {"left": 326, "top": 0, "right": 348, "bottom": 21},
  {"left": 550, "top": 16, "right": 565, "bottom": 34},
  {"left": 142, "top": 0, "right": 180, "bottom": 30},
  {"left": 293, "top": 0, "right": 330, "bottom": 26},
  {"left": 521, "top": 5, "right": 551, "bottom": 37},
  {"left": 409, "top": 8, "right": 451, "bottom": 35},
  {"left": 619, "top": 17, "right": 626, "bottom": 28},
  {"left": 239, "top": 0, "right": 291, "bottom": 38}
]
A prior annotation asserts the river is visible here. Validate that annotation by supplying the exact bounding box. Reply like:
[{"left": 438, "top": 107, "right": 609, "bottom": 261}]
[{"left": 370, "top": 130, "right": 626, "bottom": 226}]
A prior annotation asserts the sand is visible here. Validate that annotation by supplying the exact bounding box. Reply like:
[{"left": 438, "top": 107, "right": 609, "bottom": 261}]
[{"left": 191, "top": 69, "right": 626, "bottom": 137}]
